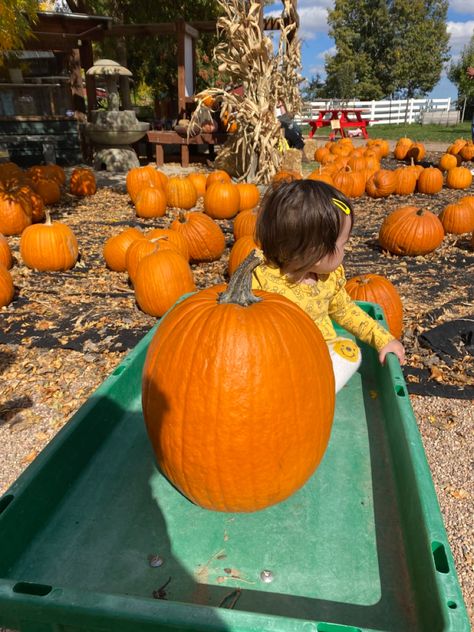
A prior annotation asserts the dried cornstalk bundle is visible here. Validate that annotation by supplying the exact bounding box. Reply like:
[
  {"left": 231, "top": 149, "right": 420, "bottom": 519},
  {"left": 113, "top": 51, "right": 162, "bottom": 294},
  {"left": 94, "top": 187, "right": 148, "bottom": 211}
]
[{"left": 190, "top": 0, "right": 303, "bottom": 184}]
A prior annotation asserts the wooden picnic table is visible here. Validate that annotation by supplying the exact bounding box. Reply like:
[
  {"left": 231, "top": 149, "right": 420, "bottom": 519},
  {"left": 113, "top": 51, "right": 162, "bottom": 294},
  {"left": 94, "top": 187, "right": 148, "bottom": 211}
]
[{"left": 305, "top": 108, "right": 370, "bottom": 140}]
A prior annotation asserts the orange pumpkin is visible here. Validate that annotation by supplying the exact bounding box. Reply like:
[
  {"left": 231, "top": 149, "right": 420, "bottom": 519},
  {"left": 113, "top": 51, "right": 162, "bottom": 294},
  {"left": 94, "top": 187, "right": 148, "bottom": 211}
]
[
  {"left": 228, "top": 235, "right": 258, "bottom": 275},
  {"left": 69, "top": 168, "right": 96, "bottom": 197},
  {"left": 394, "top": 166, "right": 417, "bottom": 196},
  {"left": 416, "top": 167, "right": 443, "bottom": 195},
  {"left": 314, "top": 146, "right": 330, "bottom": 162},
  {"left": 332, "top": 167, "right": 366, "bottom": 198},
  {"left": 237, "top": 182, "right": 260, "bottom": 211},
  {"left": 34, "top": 177, "right": 61, "bottom": 205},
  {"left": 0, "top": 190, "right": 32, "bottom": 235},
  {"left": 439, "top": 202, "right": 474, "bottom": 235},
  {"left": 142, "top": 251, "right": 335, "bottom": 512},
  {"left": 0, "top": 263, "right": 14, "bottom": 307},
  {"left": 170, "top": 211, "right": 225, "bottom": 262},
  {"left": 307, "top": 168, "right": 334, "bottom": 186},
  {"left": 233, "top": 208, "right": 258, "bottom": 240},
  {"left": 146, "top": 227, "right": 189, "bottom": 260},
  {"left": 272, "top": 169, "right": 302, "bottom": 183},
  {"left": 459, "top": 142, "right": 474, "bottom": 162},
  {"left": 345, "top": 274, "right": 403, "bottom": 339},
  {"left": 445, "top": 166, "right": 473, "bottom": 190},
  {"left": 438, "top": 153, "right": 461, "bottom": 172},
  {"left": 405, "top": 142, "right": 425, "bottom": 163},
  {"left": 19, "top": 186, "right": 45, "bottom": 223},
  {"left": 20, "top": 211, "right": 78, "bottom": 271},
  {"left": 126, "top": 166, "right": 163, "bottom": 202},
  {"left": 447, "top": 139, "right": 467, "bottom": 156},
  {"left": 187, "top": 172, "right": 208, "bottom": 198},
  {"left": 103, "top": 227, "right": 143, "bottom": 272},
  {"left": 379, "top": 206, "right": 444, "bottom": 256},
  {"left": 134, "top": 247, "right": 196, "bottom": 317},
  {"left": 365, "top": 169, "right": 397, "bottom": 198},
  {"left": 204, "top": 182, "right": 240, "bottom": 219},
  {"left": 206, "top": 170, "right": 232, "bottom": 188},
  {"left": 166, "top": 176, "right": 198, "bottom": 209},
  {"left": 393, "top": 138, "right": 413, "bottom": 161},
  {"left": 126, "top": 237, "right": 182, "bottom": 284},
  {"left": 134, "top": 186, "right": 167, "bottom": 218},
  {"left": 0, "top": 233, "right": 12, "bottom": 269}
]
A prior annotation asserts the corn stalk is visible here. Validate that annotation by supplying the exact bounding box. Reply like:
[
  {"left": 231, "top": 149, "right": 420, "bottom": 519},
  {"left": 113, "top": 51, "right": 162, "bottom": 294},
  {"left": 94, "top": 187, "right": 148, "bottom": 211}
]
[{"left": 190, "top": 0, "right": 302, "bottom": 184}]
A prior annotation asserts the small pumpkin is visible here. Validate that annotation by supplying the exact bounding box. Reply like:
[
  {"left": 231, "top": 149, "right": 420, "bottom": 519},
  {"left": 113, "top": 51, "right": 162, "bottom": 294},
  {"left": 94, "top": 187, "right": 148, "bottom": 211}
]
[
  {"left": 134, "top": 247, "right": 196, "bottom": 317},
  {"left": 393, "top": 138, "right": 413, "bottom": 161},
  {"left": 378, "top": 206, "right": 444, "bottom": 256},
  {"left": 206, "top": 170, "right": 232, "bottom": 188},
  {"left": 405, "top": 142, "right": 426, "bottom": 163},
  {"left": 345, "top": 274, "right": 403, "bottom": 339},
  {"left": 365, "top": 169, "right": 397, "bottom": 198},
  {"left": 34, "top": 177, "right": 61, "bottom": 205},
  {"left": 0, "top": 263, "right": 14, "bottom": 307},
  {"left": 439, "top": 202, "right": 474, "bottom": 235},
  {"left": 142, "top": 251, "right": 335, "bottom": 512},
  {"left": 0, "top": 190, "right": 32, "bottom": 235},
  {"left": 272, "top": 169, "right": 302, "bottom": 183},
  {"left": 103, "top": 227, "right": 143, "bottom": 272},
  {"left": 394, "top": 166, "right": 417, "bottom": 196},
  {"left": 134, "top": 186, "right": 167, "bottom": 218},
  {"left": 445, "top": 166, "right": 473, "bottom": 190},
  {"left": 20, "top": 211, "right": 78, "bottom": 271},
  {"left": 0, "top": 233, "right": 13, "bottom": 269},
  {"left": 204, "top": 182, "right": 240, "bottom": 219},
  {"left": 166, "top": 176, "right": 198, "bottom": 209},
  {"left": 228, "top": 235, "right": 258, "bottom": 276},
  {"left": 146, "top": 227, "right": 189, "bottom": 260},
  {"left": 170, "top": 211, "right": 225, "bottom": 262},
  {"left": 187, "top": 172, "right": 208, "bottom": 198},
  {"left": 438, "top": 153, "right": 461, "bottom": 172},
  {"left": 459, "top": 142, "right": 474, "bottom": 162},
  {"left": 233, "top": 208, "right": 258, "bottom": 240},
  {"left": 416, "top": 167, "right": 443, "bottom": 195},
  {"left": 127, "top": 237, "right": 181, "bottom": 283},
  {"left": 69, "top": 168, "right": 96, "bottom": 196},
  {"left": 19, "top": 186, "right": 45, "bottom": 223},
  {"left": 126, "top": 166, "right": 163, "bottom": 202},
  {"left": 332, "top": 166, "right": 366, "bottom": 198},
  {"left": 236, "top": 182, "right": 260, "bottom": 211}
]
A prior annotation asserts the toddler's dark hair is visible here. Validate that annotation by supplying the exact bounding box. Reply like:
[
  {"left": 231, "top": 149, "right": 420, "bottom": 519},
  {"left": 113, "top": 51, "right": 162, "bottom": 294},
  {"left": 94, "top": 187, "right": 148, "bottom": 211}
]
[{"left": 255, "top": 179, "right": 354, "bottom": 279}]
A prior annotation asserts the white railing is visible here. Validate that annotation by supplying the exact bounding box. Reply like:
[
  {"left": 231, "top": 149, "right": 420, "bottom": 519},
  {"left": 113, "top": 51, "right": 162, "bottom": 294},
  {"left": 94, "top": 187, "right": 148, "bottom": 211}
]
[{"left": 295, "top": 98, "right": 453, "bottom": 126}]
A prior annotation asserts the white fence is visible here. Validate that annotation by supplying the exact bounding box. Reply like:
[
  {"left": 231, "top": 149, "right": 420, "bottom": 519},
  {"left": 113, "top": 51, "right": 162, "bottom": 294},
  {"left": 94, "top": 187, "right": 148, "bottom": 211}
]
[{"left": 295, "top": 98, "right": 454, "bottom": 126}]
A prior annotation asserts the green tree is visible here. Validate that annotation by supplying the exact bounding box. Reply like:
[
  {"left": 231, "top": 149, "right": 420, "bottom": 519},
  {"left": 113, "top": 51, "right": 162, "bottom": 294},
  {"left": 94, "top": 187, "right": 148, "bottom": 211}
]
[
  {"left": 324, "top": 0, "right": 393, "bottom": 99},
  {"left": 448, "top": 33, "right": 474, "bottom": 104},
  {"left": 301, "top": 73, "right": 325, "bottom": 100},
  {"left": 389, "top": 0, "right": 450, "bottom": 98},
  {"left": 0, "top": 0, "right": 38, "bottom": 63}
]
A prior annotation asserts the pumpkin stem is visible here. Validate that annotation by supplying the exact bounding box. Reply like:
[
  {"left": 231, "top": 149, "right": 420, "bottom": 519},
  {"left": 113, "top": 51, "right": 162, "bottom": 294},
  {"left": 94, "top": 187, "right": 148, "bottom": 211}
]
[
  {"left": 178, "top": 211, "right": 187, "bottom": 223},
  {"left": 44, "top": 210, "right": 52, "bottom": 225},
  {"left": 218, "top": 249, "right": 264, "bottom": 306}
]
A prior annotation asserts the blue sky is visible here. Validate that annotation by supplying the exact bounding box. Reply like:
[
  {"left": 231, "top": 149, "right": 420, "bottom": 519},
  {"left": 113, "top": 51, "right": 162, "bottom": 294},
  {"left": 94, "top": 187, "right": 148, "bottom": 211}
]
[{"left": 266, "top": 0, "right": 474, "bottom": 101}]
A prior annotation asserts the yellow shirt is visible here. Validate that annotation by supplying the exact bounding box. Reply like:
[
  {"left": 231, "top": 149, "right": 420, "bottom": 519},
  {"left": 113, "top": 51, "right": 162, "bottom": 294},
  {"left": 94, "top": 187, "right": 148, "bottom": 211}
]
[{"left": 252, "top": 263, "right": 394, "bottom": 352}]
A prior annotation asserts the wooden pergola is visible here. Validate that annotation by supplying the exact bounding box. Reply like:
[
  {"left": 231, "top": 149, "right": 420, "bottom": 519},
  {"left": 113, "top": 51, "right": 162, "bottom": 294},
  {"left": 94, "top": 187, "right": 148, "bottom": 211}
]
[{"left": 21, "top": 4, "right": 297, "bottom": 118}]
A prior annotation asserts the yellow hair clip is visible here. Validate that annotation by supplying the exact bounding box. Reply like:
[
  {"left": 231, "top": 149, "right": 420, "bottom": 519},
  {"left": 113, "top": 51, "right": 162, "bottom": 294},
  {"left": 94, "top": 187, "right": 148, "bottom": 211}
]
[{"left": 332, "top": 198, "right": 351, "bottom": 215}]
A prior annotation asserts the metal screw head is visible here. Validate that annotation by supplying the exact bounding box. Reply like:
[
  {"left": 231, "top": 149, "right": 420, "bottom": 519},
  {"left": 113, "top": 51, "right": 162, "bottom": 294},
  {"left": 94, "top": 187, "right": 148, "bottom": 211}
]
[
  {"left": 260, "top": 569, "right": 274, "bottom": 583},
  {"left": 148, "top": 555, "right": 164, "bottom": 568}
]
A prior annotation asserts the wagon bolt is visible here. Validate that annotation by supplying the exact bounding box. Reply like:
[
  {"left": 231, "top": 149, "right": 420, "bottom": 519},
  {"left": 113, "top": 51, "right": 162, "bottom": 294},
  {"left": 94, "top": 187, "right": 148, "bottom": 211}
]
[
  {"left": 260, "top": 569, "right": 274, "bottom": 583},
  {"left": 149, "top": 555, "right": 164, "bottom": 568}
]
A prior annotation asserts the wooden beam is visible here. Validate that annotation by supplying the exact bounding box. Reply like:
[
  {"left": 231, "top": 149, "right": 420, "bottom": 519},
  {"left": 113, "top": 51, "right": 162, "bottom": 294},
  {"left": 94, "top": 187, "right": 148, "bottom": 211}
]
[{"left": 107, "top": 23, "right": 177, "bottom": 37}]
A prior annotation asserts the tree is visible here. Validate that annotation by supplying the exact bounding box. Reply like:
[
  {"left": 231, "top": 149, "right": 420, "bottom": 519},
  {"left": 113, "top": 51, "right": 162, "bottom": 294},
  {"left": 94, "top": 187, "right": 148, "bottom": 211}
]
[
  {"left": 448, "top": 33, "right": 474, "bottom": 104},
  {"left": 301, "top": 73, "right": 325, "bottom": 100},
  {"left": 324, "top": 0, "right": 394, "bottom": 100},
  {"left": 323, "top": 0, "right": 449, "bottom": 101},
  {"left": 389, "top": 0, "right": 450, "bottom": 99},
  {"left": 0, "top": 0, "right": 38, "bottom": 63}
]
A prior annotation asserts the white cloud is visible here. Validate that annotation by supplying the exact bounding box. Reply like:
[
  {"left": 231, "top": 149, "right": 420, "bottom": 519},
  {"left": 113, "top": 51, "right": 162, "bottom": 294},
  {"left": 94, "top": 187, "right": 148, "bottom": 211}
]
[
  {"left": 297, "top": 6, "right": 331, "bottom": 40},
  {"left": 449, "top": 0, "right": 474, "bottom": 14},
  {"left": 317, "top": 45, "right": 336, "bottom": 60},
  {"left": 447, "top": 20, "right": 474, "bottom": 54}
]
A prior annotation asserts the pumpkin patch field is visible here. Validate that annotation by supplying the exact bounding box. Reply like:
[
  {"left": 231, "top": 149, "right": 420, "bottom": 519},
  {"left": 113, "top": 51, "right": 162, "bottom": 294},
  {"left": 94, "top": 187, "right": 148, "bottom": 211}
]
[{"left": 0, "top": 143, "right": 473, "bottom": 621}]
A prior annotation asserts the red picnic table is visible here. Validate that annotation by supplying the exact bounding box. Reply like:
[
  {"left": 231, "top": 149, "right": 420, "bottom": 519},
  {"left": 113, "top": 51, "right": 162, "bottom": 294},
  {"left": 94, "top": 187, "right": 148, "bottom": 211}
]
[{"left": 305, "top": 108, "right": 370, "bottom": 140}]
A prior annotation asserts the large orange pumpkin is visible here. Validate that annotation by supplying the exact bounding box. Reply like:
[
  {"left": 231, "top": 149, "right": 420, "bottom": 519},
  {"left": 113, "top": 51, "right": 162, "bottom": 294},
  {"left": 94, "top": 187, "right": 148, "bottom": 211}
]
[
  {"left": 345, "top": 274, "right": 403, "bottom": 339},
  {"left": 134, "top": 186, "right": 167, "bottom": 218},
  {"left": 0, "top": 263, "right": 14, "bottom": 307},
  {"left": 126, "top": 167, "right": 163, "bottom": 202},
  {"left": 379, "top": 206, "right": 444, "bottom": 256},
  {"left": 445, "top": 166, "right": 473, "bottom": 190},
  {"left": 170, "top": 211, "right": 225, "bottom": 262},
  {"left": 365, "top": 169, "right": 397, "bottom": 198},
  {"left": 166, "top": 176, "right": 198, "bottom": 209},
  {"left": 134, "top": 247, "right": 196, "bottom": 317},
  {"left": 35, "top": 177, "right": 61, "bottom": 205},
  {"left": 237, "top": 182, "right": 260, "bottom": 211},
  {"left": 416, "top": 167, "right": 443, "bottom": 195},
  {"left": 187, "top": 172, "right": 207, "bottom": 198},
  {"left": 142, "top": 251, "right": 335, "bottom": 512},
  {"left": 20, "top": 211, "right": 78, "bottom": 271}
]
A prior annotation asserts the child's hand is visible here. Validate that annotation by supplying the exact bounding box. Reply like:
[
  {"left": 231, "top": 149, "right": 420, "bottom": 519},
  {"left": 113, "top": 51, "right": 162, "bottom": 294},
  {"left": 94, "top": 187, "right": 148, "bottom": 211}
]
[{"left": 379, "top": 340, "right": 406, "bottom": 365}]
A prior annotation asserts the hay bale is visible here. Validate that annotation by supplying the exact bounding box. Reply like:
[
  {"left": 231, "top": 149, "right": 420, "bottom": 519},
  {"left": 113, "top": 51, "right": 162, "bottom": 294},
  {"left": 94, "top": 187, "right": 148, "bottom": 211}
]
[{"left": 280, "top": 148, "right": 302, "bottom": 174}]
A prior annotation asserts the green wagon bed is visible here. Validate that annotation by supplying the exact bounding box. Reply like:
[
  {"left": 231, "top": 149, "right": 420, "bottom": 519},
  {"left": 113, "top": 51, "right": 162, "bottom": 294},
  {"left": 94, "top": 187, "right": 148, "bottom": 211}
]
[{"left": 0, "top": 302, "right": 469, "bottom": 632}]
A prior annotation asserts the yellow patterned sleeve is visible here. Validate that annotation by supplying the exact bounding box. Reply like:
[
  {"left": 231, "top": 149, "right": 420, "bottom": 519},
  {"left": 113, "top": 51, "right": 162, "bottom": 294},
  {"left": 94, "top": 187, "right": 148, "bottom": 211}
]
[{"left": 328, "top": 267, "right": 395, "bottom": 351}]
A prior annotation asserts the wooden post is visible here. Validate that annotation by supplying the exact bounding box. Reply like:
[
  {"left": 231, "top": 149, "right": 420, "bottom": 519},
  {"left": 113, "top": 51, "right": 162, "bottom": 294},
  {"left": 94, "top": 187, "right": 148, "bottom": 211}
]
[
  {"left": 177, "top": 20, "right": 186, "bottom": 119},
  {"left": 69, "top": 48, "right": 87, "bottom": 119},
  {"left": 79, "top": 40, "right": 96, "bottom": 114}
]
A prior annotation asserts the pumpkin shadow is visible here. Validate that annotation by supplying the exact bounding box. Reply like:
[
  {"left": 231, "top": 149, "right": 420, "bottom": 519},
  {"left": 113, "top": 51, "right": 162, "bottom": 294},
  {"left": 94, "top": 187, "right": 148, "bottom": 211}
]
[
  {"left": 0, "top": 395, "right": 34, "bottom": 427},
  {"left": 0, "top": 347, "right": 16, "bottom": 376}
]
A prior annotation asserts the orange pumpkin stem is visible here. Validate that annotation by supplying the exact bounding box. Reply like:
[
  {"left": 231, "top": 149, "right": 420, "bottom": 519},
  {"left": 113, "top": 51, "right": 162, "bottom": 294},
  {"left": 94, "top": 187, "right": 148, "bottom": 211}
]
[
  {"left": 44, "top": 210, "right": 52, "bottom": 225},
  {"left": 218, "top": 249, "right": 263, "bottom": 306}
]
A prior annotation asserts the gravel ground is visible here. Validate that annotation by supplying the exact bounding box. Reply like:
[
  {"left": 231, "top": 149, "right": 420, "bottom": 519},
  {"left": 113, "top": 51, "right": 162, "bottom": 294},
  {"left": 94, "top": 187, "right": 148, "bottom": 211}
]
[{"left": 0, "top": 145, "right": 473, "bottom": 629}]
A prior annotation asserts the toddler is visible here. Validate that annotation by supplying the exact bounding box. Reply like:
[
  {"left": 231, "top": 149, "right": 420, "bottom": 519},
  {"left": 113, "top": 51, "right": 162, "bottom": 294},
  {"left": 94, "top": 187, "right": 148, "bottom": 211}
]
[{"left": 252, "top": 179, "right": 405, "bottom": 392}]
